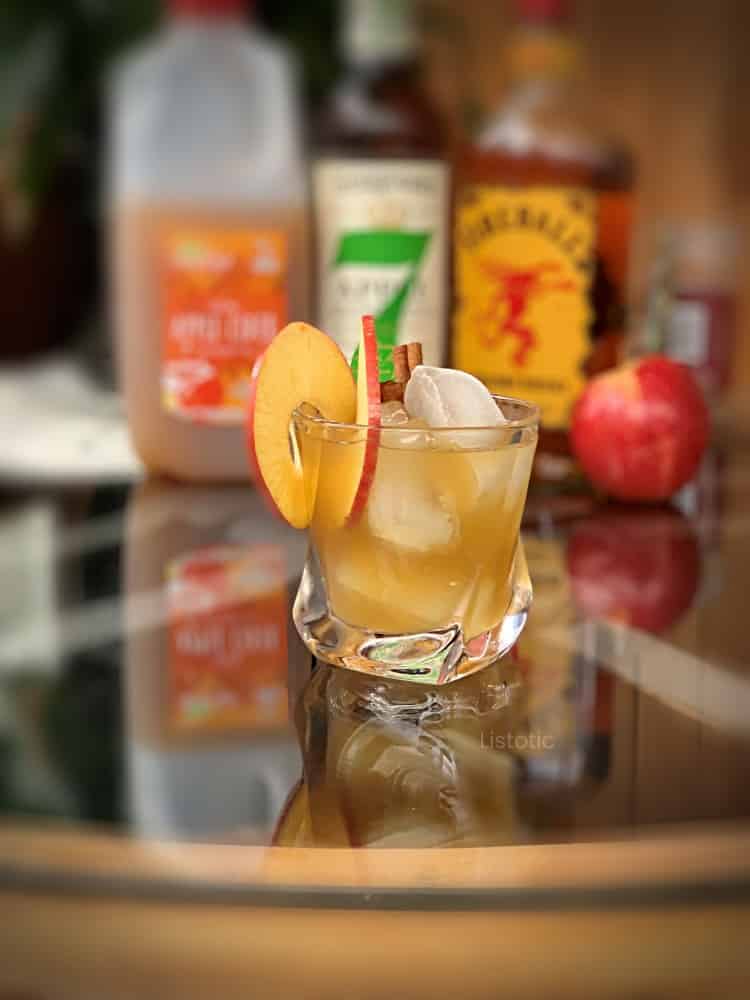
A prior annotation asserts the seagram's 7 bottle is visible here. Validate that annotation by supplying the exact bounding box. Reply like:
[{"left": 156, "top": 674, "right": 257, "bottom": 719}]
[{"left": 313, "top": 0, "right": 449, "bottom": 377}]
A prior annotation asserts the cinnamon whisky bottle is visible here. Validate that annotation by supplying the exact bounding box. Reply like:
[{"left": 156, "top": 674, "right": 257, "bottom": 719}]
[{"left": 452, "top": 0, "right": 634, "bottom": 482}]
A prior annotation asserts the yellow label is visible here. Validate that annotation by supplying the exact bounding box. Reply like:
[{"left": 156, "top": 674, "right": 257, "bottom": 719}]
[{"left": 453, "top": 186, "right": 596, "bottom": 430}]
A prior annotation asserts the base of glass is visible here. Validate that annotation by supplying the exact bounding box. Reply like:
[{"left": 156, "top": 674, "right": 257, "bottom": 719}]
[{"left": 293, "top": 546, "right": 532, "bottom": 686}]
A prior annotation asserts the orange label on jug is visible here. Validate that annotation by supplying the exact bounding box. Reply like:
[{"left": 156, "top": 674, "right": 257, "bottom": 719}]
[
  {"left": 166, "top": 545, "right": 288, "bottom": 735},
  {"left": 453, "top": 186, "right": 596, "bottom": 430},
  {"left": 160, "top": 226, "right": 288, "bottom": 424}
]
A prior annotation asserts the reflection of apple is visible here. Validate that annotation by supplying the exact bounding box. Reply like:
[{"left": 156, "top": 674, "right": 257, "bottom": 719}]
[
  {"left": 567, "top": 504, "right": 701, "bottom": 633},
  {"left": 571, "top": 356, "right": 709, "bottom": 502}
]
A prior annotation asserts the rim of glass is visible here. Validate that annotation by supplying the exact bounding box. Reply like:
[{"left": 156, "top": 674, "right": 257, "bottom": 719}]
[{"left": 292, "top": 394, "right": 540, "bottom": 434}]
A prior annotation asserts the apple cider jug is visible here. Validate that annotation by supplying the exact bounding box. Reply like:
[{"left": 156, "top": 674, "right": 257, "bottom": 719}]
[{"left": 109, "top": 0, "right": 308, "bottom": 481}]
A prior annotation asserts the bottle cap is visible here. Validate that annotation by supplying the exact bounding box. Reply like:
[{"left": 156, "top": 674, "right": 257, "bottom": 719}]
[
  {"left": 342, "top": 0, "right": 418, "bottom": 67},
  {"left": 169, "top": 0, "right": 246, "bottom": 15},
  {"left": 516, "top": 0, "right": 572, "bottom": 22}
]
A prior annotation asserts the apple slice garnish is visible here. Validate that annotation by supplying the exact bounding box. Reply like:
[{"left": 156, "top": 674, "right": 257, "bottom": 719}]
[
  {"left": 247, "top": 322, "right": 356, "bottom": 528},
  {"left": 347, "top": 315, "right": 381, "bottom": 523}
]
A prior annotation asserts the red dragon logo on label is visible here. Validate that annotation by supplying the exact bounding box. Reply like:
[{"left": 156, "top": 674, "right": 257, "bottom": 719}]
[{"left": 479, "top": 260, "right": 577, "bottom": 366}]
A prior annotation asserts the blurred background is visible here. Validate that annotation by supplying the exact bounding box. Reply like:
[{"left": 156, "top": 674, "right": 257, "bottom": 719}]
[
  {"left": 0, "top": 0, "right": 746, "bottom": 833},
  {"left": 0, "top": 0, "right": 748, "bottom": 381}
]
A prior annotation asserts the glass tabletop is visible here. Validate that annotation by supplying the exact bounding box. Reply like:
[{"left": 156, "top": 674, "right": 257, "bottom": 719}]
[{"left": 1, "top": 443, "right": 749, "bottom": 909}]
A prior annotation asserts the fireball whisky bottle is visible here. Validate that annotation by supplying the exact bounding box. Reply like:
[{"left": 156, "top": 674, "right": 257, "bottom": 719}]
[{"left": 452, "top": 0, "right": 634, "bottom": 482}]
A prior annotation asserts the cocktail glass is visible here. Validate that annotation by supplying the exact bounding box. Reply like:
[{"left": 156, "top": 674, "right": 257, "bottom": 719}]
[{"left": 292, "top": 395, "right": 539, "bottom": 684}]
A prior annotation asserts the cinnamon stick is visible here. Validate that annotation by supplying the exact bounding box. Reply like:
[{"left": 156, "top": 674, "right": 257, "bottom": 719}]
[
  {"left": 383, "top": 341, "right": 424, "bottom": 401},
  {"left": 406, "top": 342, "right": 423, "bottom": 373},
  {"left": 392, "top": 344, "right": 409, "bottom": 383},
  {"left": 380, "top": 380, "right": 404, "bottom": 403}
]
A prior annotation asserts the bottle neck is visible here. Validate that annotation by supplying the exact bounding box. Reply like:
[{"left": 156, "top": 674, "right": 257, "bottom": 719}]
[
  {"left": 341, "top": 0, "right": 418, "bottom": 71},
  {"left": 507, "top": 21, "right": 581, "bottom": 91}
]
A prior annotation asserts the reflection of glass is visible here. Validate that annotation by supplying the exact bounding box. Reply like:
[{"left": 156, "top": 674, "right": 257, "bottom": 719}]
[
  {"left": 274, "top": 660, "right": 524, "bottom": 848},
  {"left": 123, "top": 481, "right": 306, "bottom": 842},
  {"left": 293, "top": 397, "right": 538, "bottom": 685}
]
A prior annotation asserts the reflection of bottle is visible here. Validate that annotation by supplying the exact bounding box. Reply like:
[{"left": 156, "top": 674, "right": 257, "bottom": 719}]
[
  {"left": 674, "top": 449, "right": 725, "bottom": 605},
  {"left": 110, "top": 0, "right": 307, "bottom": 480},
  {"left": 452, "top": 0, "right": 634, "bottom": 482},
  {"left": 274, "top": 660, "right": 523, "bottom": 848},
  {"left": 314, "top": 0, "right": 449, "bottom": 375},
  {"left": 512, "top": 532, "right": 614, "bottom": 830},
  {"left": 124, "top": 481, "right": 307, "bottom": 841},
  {"left": 514, "top": 534, "right": 591, "bottom": 786}
]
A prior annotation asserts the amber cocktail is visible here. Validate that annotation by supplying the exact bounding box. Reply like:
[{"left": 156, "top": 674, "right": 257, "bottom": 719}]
[
  {"left": 292, "top": 395, "right": 537, "bottom": 683},
  {"left": 248, "top": 320, "right": 538, "bottom": 685}
]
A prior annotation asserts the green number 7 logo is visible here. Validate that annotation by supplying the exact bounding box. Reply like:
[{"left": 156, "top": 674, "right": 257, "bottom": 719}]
[{"left": 335, "top": 229, "right": 431, "bottom": 379}]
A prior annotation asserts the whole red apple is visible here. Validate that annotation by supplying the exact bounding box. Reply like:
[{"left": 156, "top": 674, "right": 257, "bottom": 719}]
[
  {"left": 570, "top": 356, "right": 709, "bottom": 501},
  {"left": 567, "top": 505, "right": 701, "bottom": 633}
]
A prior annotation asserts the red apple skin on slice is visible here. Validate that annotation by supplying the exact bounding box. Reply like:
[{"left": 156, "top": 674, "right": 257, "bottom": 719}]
[
  {"left": 247, "top": 322, "right": 356, "bottom": 529},
  {"left": 347, "top": 316, "right": 381, "bottom": 523}
]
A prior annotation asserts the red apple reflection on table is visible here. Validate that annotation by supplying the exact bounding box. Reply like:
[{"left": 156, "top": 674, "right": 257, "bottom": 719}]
[
  {"left": 567, "top": 504, "right": 701, "bottom": 634},
  {"left": 570, "top": 355, "right": 709, "bottom": 502}
]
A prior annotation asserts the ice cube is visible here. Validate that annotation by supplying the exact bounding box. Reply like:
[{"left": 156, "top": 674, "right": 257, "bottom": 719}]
[
  {"left": 404, "top": 366, "right": 507, "bottom": 431},
  {"left": 367, "top": 449, "right": 457, "bottom": 552},
  {"left": 404, "top": 366, "right": 510, "bottom": 497},
  {"left": 503, "top": 444, "right": 534, "bottom": 511},
  {"left": 329, "top": 532, "right": 457, "bottom": 630},
  {"left": 468, "top": 448, "right": 518, "bottom": 501},
  {"left": 466, "top": 435, "right": 536, "bottom": 504},
  {"left": 380, "top": 400, "right": 411, "bottom": 426},
  {"left": 381, "top": 402, "right": 435, "bottom": 449}
]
